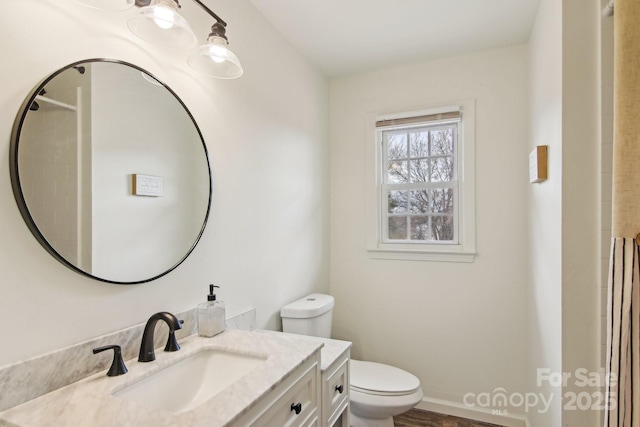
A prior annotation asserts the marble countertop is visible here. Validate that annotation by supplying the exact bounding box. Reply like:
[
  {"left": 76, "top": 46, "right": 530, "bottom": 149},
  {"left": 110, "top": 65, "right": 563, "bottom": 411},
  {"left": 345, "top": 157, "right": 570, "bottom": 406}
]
[
  {"left": 256, "top": 330, "right": 351, "bottom": 372},
  {"left": 0, "top": 329, "right": 323, "bottom": 427},
  {"left": 297, "top": 336, "right": 351, "bottom": 372}
]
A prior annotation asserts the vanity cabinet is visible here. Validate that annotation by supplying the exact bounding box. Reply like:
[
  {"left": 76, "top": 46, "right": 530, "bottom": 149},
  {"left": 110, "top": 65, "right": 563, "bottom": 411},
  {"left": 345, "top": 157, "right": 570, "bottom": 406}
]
[
  {"left": 321, "top": 347, "right": 350, "bottom": 427},
  {"left": 0, "top": 330, "right": 330, "bottom": 427},
  {"left": 252, "top": 331, "right": 352, "bottom": 427},
  {"left": 231, "top": 352, "right": 321, "bottom": 427}
]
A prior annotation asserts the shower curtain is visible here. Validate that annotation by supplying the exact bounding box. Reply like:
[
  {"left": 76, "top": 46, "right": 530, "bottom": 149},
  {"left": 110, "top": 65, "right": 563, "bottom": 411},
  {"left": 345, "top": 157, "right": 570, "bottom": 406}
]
[{"left": 605, "top": 0, "right": 640, "bottom": 425}]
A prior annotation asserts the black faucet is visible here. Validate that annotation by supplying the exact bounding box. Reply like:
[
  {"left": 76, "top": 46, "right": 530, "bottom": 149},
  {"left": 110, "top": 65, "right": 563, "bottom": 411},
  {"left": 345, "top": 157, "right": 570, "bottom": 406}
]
[{"left": 138, "top": 311, "right": 183, "bottom": 362}]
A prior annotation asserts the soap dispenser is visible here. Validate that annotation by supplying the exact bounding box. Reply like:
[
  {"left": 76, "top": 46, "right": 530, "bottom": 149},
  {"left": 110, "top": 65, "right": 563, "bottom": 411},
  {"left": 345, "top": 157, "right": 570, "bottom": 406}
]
[{"left": 198, "top": 284, "right": 226, "bottom": 337}]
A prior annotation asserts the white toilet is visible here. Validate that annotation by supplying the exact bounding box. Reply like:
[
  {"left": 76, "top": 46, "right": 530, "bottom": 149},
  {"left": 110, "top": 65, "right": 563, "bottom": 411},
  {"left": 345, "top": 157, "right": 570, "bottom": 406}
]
[{"left": 281, "top": 294, "right": 423, "bottom": 427}]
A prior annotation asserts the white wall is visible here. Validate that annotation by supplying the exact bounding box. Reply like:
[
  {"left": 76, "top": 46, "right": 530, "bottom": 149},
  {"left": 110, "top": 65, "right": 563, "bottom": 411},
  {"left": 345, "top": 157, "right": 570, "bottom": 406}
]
[
  {"left": 560, "top": 0, "right": 600, "bottom": 425},
  {"left": 0, "top": 0, "right": 329, "bottom": 367},
  {"left": 527, "top": 0, "right": 601, "bottom": 425},
  {"left": 600, "top": 0, "right": 614, "bottom": 368},
  {"left": 329, "top": 45, "right": 530, "bottom": 411},
  {"left": 526, "top": 0, "right": 563, "bottom": 424}
]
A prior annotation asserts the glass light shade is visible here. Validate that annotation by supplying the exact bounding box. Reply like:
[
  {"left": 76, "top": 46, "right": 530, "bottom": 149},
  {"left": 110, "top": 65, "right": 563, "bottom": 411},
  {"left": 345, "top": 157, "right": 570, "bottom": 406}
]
[
  {"left": 77, "top": 0, "right": 134, "bottom": 10},
  {"left": 127, "top": 0, "right": 197, "bottom": 49},
  {"left": 187, "top": 38, "right": 243, "bottom": 79}
]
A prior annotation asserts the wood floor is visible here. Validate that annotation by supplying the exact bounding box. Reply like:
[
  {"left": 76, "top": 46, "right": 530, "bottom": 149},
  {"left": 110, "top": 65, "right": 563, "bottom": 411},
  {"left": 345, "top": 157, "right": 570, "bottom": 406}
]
[{"left": 393, "top": 409, "right": 505, "bottom": 427}]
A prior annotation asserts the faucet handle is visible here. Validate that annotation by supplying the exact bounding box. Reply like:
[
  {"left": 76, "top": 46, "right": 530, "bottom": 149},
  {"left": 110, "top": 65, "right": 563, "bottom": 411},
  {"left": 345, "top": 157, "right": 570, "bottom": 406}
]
[
  {"left": 93, "top": 345, "right": 128, "bottom": 377},
  {"left": 163, "top": 319, "right": 184, "bottom": 352},
  {"left": 164, "top": 330, "right": 181, "bottom": 352}
]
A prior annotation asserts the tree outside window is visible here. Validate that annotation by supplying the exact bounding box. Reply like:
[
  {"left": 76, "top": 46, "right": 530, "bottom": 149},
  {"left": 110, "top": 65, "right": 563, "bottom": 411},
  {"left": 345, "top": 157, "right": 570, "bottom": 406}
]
[{"left": 382, "top": 123, "right": 458, "bottom": 243}]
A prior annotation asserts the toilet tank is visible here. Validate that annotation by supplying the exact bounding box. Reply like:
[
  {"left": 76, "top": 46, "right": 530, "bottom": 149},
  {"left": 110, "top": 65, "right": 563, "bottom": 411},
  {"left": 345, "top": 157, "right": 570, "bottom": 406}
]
[{"left": 280, "top": 294, "right": 334, "bottom": 338}]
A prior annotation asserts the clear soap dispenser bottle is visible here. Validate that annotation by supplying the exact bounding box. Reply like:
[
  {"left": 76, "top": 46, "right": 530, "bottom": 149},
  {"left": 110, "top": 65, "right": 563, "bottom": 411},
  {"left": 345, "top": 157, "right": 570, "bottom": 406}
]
[{"left": 198, "top": 284, "right": 226, "bottom": 337}]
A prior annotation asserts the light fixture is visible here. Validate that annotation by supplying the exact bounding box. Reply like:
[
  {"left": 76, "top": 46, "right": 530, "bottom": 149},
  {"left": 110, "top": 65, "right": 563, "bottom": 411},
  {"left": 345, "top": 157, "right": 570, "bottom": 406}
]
[
  {"left": 187, "top": 21, "right": 243, "bottom": 79},
  {"left": 186, "top": 0, "right": 243, "bottom": 79},
  {"left": 78, "top": 0, "right": 243, "bottom": 79},
  {"left": 128, "top": 0, "right": 198, "bottom": 49}
]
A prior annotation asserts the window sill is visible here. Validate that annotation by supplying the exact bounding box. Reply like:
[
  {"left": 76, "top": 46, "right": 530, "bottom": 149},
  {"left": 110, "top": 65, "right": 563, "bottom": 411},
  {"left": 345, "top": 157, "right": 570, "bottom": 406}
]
[{"left": 367, "top": 246, "right": 476, "bottom": 262}]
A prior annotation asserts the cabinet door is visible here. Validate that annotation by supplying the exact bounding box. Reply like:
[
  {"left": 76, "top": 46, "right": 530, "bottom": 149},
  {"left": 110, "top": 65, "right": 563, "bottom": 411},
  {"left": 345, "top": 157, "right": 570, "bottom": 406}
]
[
  {"left": 326, "top": 359, "right": 348, "bottom": 418},
  {"left": 323, "top": 357, "right": 349, "bottom": 426},
  {"left": 255, "top": 362, "right": 318, "bottom": 427},
  {"left": 305, "top": 416, "right": 320, "bottom": 427}
]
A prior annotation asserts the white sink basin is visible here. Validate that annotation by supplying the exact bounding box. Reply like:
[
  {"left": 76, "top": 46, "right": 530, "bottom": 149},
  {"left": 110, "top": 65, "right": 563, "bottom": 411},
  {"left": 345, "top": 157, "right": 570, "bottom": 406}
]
[{"left": 113, "top": 349, "right": 266, "bottom": 414}]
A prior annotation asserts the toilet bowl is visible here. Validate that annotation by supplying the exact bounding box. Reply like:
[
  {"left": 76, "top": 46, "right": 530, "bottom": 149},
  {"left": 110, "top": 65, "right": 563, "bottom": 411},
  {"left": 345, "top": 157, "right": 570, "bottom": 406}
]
[
  {"left": 281, "top": 294, "right": 423, "bottom": 427},
  {"left": 349, "top": 359, "right": 423, "bottom": 427}
]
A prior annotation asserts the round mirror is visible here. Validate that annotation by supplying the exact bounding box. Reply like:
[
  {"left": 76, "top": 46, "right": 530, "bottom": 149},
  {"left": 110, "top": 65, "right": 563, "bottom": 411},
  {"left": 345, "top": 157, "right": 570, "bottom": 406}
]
[{"left": 10, "top": 59, "right": 211, "bottom": 284}]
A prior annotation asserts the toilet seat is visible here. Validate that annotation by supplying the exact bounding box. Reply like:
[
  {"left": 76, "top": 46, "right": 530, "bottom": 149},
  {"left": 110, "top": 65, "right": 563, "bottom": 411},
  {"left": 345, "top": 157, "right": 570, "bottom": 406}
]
[{"left": 350, "top": 360, "right": 421, "bottom": 396}]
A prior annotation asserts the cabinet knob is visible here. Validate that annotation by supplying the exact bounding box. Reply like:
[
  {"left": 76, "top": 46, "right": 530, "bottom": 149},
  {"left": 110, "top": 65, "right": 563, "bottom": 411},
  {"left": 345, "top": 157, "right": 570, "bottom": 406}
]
[
  {"left": 335, "top": 384, "right": 344, "bottom": 394},
  {"left": 290, "top": 402, "right": 302, "bottom": 415}
]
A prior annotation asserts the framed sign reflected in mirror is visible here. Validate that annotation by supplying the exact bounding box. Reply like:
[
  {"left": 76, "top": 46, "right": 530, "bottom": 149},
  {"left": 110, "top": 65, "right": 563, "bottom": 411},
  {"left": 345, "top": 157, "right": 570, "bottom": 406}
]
[{"left": 10, "top": 59, "right": 211, "bottom": 284}]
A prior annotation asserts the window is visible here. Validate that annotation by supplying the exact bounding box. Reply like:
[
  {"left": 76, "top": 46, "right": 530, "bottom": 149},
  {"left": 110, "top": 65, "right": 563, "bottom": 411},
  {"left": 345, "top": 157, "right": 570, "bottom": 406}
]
[{"left": 367, "top": 103, "right": 476, "bottom": 262}]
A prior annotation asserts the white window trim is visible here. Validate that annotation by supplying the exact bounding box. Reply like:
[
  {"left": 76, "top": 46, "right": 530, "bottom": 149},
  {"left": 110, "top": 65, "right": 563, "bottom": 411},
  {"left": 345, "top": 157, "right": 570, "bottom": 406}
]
[{"left": 365, "top": 100, "right": 476, "bottom": 262}]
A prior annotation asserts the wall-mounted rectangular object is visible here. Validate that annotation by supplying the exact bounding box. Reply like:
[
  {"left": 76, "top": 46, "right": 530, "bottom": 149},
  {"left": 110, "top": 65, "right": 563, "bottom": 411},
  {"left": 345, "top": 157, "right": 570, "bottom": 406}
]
[
  {"left": 132, "top": 174, "right": 163, "bottom": 197},
  {"left": 529, "top": 146, "right": 548, "bottom": 183}
]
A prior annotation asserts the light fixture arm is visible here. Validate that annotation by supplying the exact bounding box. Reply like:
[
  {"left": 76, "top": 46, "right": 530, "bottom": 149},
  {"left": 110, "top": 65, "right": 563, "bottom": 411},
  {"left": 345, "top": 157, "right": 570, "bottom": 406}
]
[
  {"left": 190, "top": 0, "right": 227, "bottom": 27},
  {"left": 134, "top": 0, "right": 227, "bottom": 27}
]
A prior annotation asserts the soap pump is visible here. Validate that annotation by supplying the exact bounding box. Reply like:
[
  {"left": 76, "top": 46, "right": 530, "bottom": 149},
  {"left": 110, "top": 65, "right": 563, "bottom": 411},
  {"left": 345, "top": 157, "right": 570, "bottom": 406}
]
[{"left": 197, "top": 284, "right": 226, "bottom": 337}]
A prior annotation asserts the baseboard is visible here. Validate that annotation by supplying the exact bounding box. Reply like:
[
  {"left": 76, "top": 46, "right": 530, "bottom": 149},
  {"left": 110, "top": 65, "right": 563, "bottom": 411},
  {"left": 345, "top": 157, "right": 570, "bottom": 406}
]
[{"left": 415, "top": 397, "right": 530, "bottom": 427}]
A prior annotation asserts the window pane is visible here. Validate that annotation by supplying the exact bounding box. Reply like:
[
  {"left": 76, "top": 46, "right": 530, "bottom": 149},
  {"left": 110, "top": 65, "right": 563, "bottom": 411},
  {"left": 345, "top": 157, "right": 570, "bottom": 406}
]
[
  {"left": 430, "top": 128, "right": 454, "bottom": 156},
  {"left": 387, "top": 133, "right": 407, "bottom": 160},
  {"left": 431, "top": 216, "right": 454, "bottom": 241},
  {"left": 410, "top": 216, "right": 429, "bottom": 240},
  {"left": 388, "top": 191, "right": 408, "bottom": 213},
  {"left": 409, "top": 159, "right": 429, "bottom": 183},
  {"left": 378, "top": 111, "right": 468, "bottom": 248},
  {"left": 388, "top": 160, "right": 408, "bottom": 183},
  {"left": 409, "top": 190, "right": 429, "bottom": 214},
  {"left": 409, "top": 132, "right": 429, "bottom": 158},
  {"left": 431, "top": 188, "right": 454, "bottom": 214},
  {"left": 389, "top": 216, "right": 408, "bottom": 240},
  {"left": 430, "top": 157, "right": 454, "bottom": 182}
]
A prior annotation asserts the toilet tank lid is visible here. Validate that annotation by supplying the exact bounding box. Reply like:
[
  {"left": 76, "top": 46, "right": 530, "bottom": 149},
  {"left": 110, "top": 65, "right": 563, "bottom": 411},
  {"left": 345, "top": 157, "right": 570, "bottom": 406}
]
[{"left": 281, "top": 294, "right": 335, "bottom": 318}]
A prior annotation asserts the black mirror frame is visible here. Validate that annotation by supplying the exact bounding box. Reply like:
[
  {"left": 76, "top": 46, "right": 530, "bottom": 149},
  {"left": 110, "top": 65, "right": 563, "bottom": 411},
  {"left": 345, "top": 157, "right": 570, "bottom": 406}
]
[{"left": 9, "top": 58, "right": 212, "bottom": 285}]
